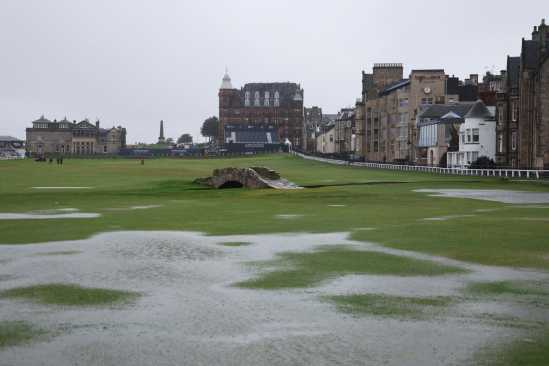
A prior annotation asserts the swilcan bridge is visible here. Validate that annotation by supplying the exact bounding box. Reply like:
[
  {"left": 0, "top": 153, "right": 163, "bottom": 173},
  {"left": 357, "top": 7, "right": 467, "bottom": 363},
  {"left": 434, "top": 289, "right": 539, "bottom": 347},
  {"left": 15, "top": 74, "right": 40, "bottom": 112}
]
[{"left": 193, "top": 167, "right": 302, "bottom": 189}]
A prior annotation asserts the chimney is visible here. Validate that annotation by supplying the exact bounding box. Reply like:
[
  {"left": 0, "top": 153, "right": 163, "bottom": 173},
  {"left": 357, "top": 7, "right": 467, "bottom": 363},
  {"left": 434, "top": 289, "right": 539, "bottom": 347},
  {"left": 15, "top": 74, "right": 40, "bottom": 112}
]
[
  {"left": 96, "top": 120, "right": 100, "bottom": 128},
  {"left": 501, "top": 70, "right": 507, "bottom": 77},
  {"left": 532, "top": 26, "right": 539, "bottom": 41},
  {"left": 470, "top": 74, "right": 478, "bottom": 85}
]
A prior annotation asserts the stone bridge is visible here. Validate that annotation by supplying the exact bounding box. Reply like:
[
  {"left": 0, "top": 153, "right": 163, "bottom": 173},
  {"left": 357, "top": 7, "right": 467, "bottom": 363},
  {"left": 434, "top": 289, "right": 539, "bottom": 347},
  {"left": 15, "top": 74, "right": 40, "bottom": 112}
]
[{"left": 193, "top": 167, "right": 302, "bottom": 189}]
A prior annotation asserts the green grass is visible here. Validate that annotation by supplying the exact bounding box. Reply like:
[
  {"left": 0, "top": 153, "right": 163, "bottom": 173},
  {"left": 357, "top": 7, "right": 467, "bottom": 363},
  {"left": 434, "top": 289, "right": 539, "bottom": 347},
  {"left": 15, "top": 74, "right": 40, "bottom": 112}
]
[
  {"left": 218, "top": 242, "right": 252, "bottom": 246},
  {"left": 237, "top": 246, "right": 466, "bottom": 290},
  {"left": 326, "top": 294, "right": 453, "bottom": 319},
  {"left": 0, "top": 284, "right": 140, "bottom": 306},
  {"left": 466, "top": 281, "right": 549, "bottom": 297},
  {"left": 0, "top": 155, "right": 548, "bottom": 269},
  {"left": 0, "top": 321, "right": 47, "bottom": 349}
]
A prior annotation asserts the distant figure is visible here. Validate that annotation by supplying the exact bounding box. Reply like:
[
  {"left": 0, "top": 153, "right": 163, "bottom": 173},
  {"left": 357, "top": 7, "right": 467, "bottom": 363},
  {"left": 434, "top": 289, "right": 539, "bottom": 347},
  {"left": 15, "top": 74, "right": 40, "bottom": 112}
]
[
  {"left": 141, "top": 157, "right": 145, "bottom": 165},
  {"left": 49, "top": 157, "right": 53, "bottom": 164},
  {"left": 56, "top": 157, "right": 60, "bottom": 164},
  {"left": 112, "top": 153, "right": 115, "bottom": 159},
  {"left": 60, "top": 157, "right": 63, "bottom": 165},
  {"left": 383, "top": 156, "right": 386, "bottom": 163}
]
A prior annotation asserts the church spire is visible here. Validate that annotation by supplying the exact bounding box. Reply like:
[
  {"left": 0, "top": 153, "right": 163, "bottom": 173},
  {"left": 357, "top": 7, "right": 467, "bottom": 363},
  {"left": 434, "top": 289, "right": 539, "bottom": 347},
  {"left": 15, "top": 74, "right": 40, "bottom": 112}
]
[{"left": 157, "top": 120, "right": 166, "bottom": 144}]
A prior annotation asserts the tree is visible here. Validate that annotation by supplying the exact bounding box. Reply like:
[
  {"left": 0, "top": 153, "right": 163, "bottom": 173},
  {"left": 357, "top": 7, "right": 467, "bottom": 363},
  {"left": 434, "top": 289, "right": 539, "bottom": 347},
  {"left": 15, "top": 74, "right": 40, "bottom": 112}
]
[
  {"left": 200, "top": 116, "right": 219, "bottom": 142},
  {"left": 449, "top": 124, "right": 460, "bottom": 146},
  {"left": 177, "top": 134, "right": 193, "bottom": 143},
  {"left": 165, "top": 138, "right": 174, "bottom": 144},
  {"left": 471, "top": 155, "right": 491, "bottom": 168}
]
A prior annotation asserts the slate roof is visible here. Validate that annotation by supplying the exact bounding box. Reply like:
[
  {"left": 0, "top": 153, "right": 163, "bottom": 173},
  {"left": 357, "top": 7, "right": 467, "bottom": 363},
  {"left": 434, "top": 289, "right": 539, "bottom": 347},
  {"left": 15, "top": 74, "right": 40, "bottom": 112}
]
[
  {"left": 233, "top": 82, "right": 301, "bottom": 103},
  {"left": 32, "top": 115, "right": 52, "bottom": 123},
  {"left": 416, "top": 104, "right": 474, "bottom": 119},
  {"left": 322, "top": 114, "right": 339, "bottom": 123},
  {"left": 362, "top": 73, "right": 374, "bottom": 93},
  {"left": 507, "top": 56, "right": 520, "bottom": 88},
  {"left": 378, "top": 79, "right": 410, "bottom": 97},
  {"left": 0, "top": 136, "right": 24, "bottom": 142},
  {"left": 522, "top": 39, "right": 549, "bottom": 69},
  {"left": 464, "top": 100, "right": 494, "bottom": 119}
]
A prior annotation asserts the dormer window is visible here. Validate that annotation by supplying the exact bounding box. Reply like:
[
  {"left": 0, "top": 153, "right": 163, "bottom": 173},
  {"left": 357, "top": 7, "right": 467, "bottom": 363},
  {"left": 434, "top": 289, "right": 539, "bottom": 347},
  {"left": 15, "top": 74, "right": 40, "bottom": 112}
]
[
  {"left": 264, "top": 99, "right": 269, "bottom": 107},
  {"left": 254, "top": 98, "right": 259, "bottom": 106},
  {"left": 245, "top": 99, "right": 250, "bottom": 106},
  {"left": 274, "top": 92, "right": 279, "bottom": 98},
  {"left": 265, "top": 92, "right": 269, "bottom": 98},
  {"left": 274, "top": 99, "right": 279, "bottom": 107},
  {"left": 255, "top": 92, "right": 259, "bottom": 99},
  {"left": 245, "top": 91, "right": 250, "bottom": 98}
]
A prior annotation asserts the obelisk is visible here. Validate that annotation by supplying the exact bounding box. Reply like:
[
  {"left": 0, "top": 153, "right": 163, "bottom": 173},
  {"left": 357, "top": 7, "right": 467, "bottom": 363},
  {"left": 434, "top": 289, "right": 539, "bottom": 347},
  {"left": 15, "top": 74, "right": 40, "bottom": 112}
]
[{"left": 157, "top": 120, "right": 165, "bottom": 144}]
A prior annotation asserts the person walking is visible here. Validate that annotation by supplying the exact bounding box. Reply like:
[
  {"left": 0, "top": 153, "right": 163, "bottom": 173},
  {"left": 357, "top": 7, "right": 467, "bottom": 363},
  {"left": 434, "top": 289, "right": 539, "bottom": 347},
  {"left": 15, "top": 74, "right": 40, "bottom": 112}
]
[
  {"left": 60, "top": 157, "right": 63, "bottom": 165},
  {"left": 49, "top": 157, "right": 53, "bottom": 164},
  {"left": 141, "top": 157, "right": 145, "bottom": 165},
  {"left": 56, "top": 157, "right": 60, "bottom": 164}
]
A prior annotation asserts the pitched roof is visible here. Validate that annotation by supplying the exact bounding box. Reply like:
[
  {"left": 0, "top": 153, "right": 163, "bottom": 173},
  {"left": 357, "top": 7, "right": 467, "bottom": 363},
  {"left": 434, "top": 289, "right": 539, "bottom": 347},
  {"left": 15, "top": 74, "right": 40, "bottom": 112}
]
[
  {"left": 362, "top": 73, "right": 374, "bottom": 93},
  {"left": 0, "top": 136, "right": 24, "bottom": 142},
  {"left": 32, "top": 115, "right": 51, "bottom": 123},
  {"left": 508, "top": 56, "right": 520, "bottom": 88},
  {"left": 416, "top": 104, "right": 474, "bottom": 119},
  {"left": 464, "top": 100, "right": 494, "bottom": 119}
]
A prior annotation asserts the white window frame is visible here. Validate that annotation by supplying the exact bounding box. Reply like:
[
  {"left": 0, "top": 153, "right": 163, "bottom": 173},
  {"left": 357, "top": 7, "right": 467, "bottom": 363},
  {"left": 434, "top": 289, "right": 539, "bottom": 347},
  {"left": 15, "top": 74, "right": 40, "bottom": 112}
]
[
  {"left": 512, "top": 101, "right": 517, "bottom": 121},
  {"left": 472, "top": 129, "right": 479, "bottom": 143},
  {"left": 512, "top": 131, "right": 516, "bottom": 150}
]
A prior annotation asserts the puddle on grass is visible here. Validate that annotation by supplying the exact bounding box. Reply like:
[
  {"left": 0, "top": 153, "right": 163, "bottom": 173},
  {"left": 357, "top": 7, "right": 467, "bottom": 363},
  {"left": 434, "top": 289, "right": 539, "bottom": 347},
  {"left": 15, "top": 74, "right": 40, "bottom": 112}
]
[
  {"left": 107, "top": 205, "right": 162, "bottom": 210},
  {"left": 414, "top": 189, "right": 549, "bottom": 204},
  {"left": 275, "top": 214, "right": 306, "bottom": 219},
  {"left": 0, "top": 213, "right": 100, "bottom": 220},
  {"left": 418, "top": 215, "right": 476, "bottom": 221},
  {"left": 0, "top": 231, "right": 548, "bottom": 365}
]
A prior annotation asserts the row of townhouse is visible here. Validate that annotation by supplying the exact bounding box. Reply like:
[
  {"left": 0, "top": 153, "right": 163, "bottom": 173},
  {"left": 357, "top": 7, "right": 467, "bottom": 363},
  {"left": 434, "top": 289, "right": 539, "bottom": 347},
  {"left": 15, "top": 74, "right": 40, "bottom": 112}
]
[
  {"left": 355, "top": 64, "right": 479, "bottom": 164},
  {"left": 351, "top": 19, "right": 548, "bottom": 169}
]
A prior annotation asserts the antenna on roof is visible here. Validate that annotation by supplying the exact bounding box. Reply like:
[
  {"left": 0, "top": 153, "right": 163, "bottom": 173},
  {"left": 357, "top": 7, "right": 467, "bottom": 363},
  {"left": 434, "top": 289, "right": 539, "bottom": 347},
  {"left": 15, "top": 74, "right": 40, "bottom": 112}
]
[{"left": 226, "top": 66, "right": 228, "bottom": 74}]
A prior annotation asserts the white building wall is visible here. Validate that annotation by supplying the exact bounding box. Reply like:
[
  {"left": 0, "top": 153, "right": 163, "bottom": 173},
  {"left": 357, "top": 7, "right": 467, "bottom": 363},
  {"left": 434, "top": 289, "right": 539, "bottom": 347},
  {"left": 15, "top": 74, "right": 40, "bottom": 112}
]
[{"left": 449, "top": 116, "right": 496, "bottom": 167}]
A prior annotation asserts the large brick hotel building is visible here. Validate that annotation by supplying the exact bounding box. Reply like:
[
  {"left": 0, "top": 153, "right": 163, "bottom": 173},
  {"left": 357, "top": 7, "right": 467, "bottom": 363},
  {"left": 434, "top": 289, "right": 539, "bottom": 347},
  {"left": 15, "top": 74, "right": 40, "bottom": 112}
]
[{"left": 217, "top": 72, "right": 304, "bottom": 149}]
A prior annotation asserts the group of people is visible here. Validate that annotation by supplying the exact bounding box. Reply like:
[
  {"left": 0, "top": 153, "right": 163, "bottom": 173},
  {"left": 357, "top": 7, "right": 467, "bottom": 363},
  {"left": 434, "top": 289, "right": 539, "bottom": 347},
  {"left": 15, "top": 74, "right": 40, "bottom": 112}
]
[{"left": 48, "top": 157, "right": 64, "bottom": 164}]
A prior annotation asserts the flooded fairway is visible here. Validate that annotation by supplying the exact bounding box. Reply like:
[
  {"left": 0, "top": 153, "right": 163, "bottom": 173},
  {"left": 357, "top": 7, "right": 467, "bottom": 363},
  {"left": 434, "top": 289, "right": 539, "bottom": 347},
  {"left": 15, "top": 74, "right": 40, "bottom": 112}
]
[{"left": 1, "top": 231, "right": 548, "bottom": 365}]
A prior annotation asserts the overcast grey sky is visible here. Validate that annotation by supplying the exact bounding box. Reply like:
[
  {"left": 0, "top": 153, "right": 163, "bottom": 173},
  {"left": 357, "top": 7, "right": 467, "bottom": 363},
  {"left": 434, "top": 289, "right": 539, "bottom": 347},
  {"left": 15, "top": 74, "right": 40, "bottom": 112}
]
[{"left": 0, "top": 0, "right": 545, "bottom": 144}]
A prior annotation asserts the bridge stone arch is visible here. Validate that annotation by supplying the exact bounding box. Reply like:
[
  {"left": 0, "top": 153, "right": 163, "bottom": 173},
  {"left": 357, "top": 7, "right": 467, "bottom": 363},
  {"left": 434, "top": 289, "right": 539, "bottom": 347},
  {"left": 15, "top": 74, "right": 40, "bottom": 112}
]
[{"left": 193, "top": 167, "right": 301, "bottom": 190}]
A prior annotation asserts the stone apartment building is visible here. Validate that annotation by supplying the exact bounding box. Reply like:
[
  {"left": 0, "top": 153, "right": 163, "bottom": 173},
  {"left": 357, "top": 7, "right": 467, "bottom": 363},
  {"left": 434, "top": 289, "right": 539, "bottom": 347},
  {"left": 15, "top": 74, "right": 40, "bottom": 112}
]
[
  {"left": 334, "top": 108, "right": 355, "bottom": 154},
  {"left": 218, "top": 72, "right": 304, "bottom": 149},
  {"left": 26, "top": 116, "right": 127, "bottom": 155},
  {"left": 496, "top": 19, "right": 549, "bottom": 168},
  {"left": 303, "top": 106, "right": 323, "bottom": 152},
  {"left": 356, "top": 63, "right": 478, "bottom": 162}
]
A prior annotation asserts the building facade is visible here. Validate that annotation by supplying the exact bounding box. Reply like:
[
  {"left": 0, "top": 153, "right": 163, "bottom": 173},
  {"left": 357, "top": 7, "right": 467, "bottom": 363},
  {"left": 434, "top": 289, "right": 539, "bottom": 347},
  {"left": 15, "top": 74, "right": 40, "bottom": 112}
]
[
  {"left": 415, "top": 104, "right": 474, "bottom": 165},
  {"left": 26, "top": 116, "right": 127, "bottom": 155},
  {"left": 356, "top": 63, "right": 479, "bottom": 163},
  {"left": 0, "top": 136, "right": 25, "bottom": 157},
  {"left": 447, "top": 100, "right": 496, "bottom": 167},
  {"left": 303, "top": 106, "right": 323, "bottom": 152},
  {"left": 218, "top": 73, "right": 304, "bottom": 149},
  {"left": 496, "top": 19, "right": 549, "bottom": 168}
]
